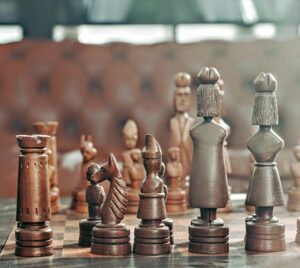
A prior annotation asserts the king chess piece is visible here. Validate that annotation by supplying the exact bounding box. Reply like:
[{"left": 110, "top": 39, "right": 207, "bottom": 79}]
[
  {"left": 287, "top": 145, "right": 300, "bottom": 211},
  {"left": 90, "top": 154, "right": 131, "bottom": 256},
  {"left": 188, "top": 67, "right": 229, "bottom": 254},
  {"left": 166, "top": 147, "right": 187, "bottom": 214},
  {"left": 215, "top": 80, "right": 233, "bottom": 213},
  {"left": 169, "top": 73, "right": 194, "bottom": 206},
  {"left": 134, "top": 134, "right": 171, "bottom": 255},
  {"left": 71, "top": 135, "right": 98, "bottom": 213},
  {"left": 245, "top": 72, "right": 285, "bottom": 252},
  {"left": 15, "top": 135, "right": 53, "bottom": 257},
  {"left": 121, "top": 119, "right": 139, "bottom": 186},
  {"left": 127, "top": 148, "right": 145, "bottom": 213},
  {"left": 78, "top": 164, "right": 105, "bottom": 246},
  {"left": 33, "top": 121, "right": 60, "bottom": 214}
]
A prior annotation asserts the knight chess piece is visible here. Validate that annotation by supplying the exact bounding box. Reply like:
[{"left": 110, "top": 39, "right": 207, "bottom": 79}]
[
  {"left": 134, "top": 134, "right": 171, "bottom": 255},
  {"left": 15, "top": 135, "right": 53, "bottom": 257},
  {"left": 215, "top": 80, "right": 233, "bottom": 213},
  {"left": 127, "top": 148, "right": 145, "bottom": 213},
  {"left": 71, "top": 135, "right": 98, "bottom": 213},
  {"left": 165, "top": 147, "right": 187, "bottom": 213},
  {"left": 169, "top": 73, "right": 194, "bottom": 206},
  {"left": 90, "top": 154, "right": 131, "bottom": 256},
  {"left": 78, "top": 164, "right": 105, "bottom": 247},
  {"left": 287, "top": 145, "right": 300, "bottom": 211},
  {"left": 33, "top": 121, "right": 60, "bottom": 214},
  {"left": 121, "top": 119, "right": 139, "bottom": 186},
  {"left": 188, "top": 67, "right": 229, "bottom": 254},
  {"left": 245, "top": 72, "right": 285, "bottom": 252}
]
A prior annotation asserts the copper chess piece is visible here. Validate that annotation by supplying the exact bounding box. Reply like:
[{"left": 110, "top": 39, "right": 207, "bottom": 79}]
[
  {"left": 127, "top": 148, "right": 145, "bottom": 213},
  {"left": 15, "top": 135, "right": 53, "bottom": 257},
  {"left": 133, "top": 134, "right": 171, "bottom": 255},
  {"left": 165, "top": 147, "right": 187, "bottom": 213},
  {"left": 71, "top": 135, "right": 98, "bottom": 213},
  {"left": 121, "top": 119, "right": 139, "bottom": 185},
  {"left": 90, "top": 154, "right": 131, "bottom": 256},
  {"left": 33, "top": 121, "right": 60, "bottom": 214},
  {"left": 287, "top": 145, "right": 300, "bottom": 211},
  {"left": 245, "top": 73, "right": 285, "bottom": 252},
  {"left": 78, "top": 164, "right": 105, "bottom": 247},
  {"left": 188, "top": 67, "right": 229, "bottom": 254}
]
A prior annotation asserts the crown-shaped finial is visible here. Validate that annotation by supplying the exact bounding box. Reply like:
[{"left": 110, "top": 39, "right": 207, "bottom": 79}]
[
  {"left": 254, "top": 72, "right": 277, "bottom": 93},
  {"left": 197, "top": 67, "right": 220, "bottom": 84}
]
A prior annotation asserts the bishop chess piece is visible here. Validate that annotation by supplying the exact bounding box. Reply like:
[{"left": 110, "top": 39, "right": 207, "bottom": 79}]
[
  {"left": 127, "top": 148, "right": 145, "bottom": 213},
  {"left": 245, "top": 73, "right": 285, "bottom": 252},
  {"left": 188, "top": 67, "right": 229, "bottom": 254},
  {"left": 121, "top": 119, "right": 139, "bottom": 185},
  {"left": 33, "top": 121, "right": 60, "bottom": 214},
  {"left": 71, "top": 135, "right": 98, "bottom": 213},
  {"left": 15, "top": 135, "right": 53, "bottom": 257},
  {"left": 90, "top": 154, "right": 131, "bottom": 256},
  {"left": 78, "top": 164, "right": 105, "bottom": 246},
  {"left": 287, "top": 145, "right": 300, "bottom": 211},
  {"left": 165, "top": 147, "right": 187, "bottom": 213},
  {"left": 134, "top": 134, "right": 171, "bottom": 255},
  {"left": 215, "top": 80, "right": 233, "bottom": 213},
  {"left": 169, "top": 73, "right": 194, "bottom": 206}
]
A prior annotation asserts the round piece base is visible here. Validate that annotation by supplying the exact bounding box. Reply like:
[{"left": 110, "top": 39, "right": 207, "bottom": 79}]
[
  {"left": 91, "top": 243, "right": 131, "bottom": 256},
  {"left": 15, "top": 245, "right": 53, "bottom": 257},
  {"left": 188, "top": 225, "right": 229, "bottom": 254},
  {"left": 133, "top": 242, "right": 171, "bottom": 255},
  {"left": 245, "top": 220, "right": 286, "bottom": 252}
]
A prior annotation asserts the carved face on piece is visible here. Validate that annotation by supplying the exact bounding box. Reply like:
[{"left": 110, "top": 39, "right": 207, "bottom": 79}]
[
  {"left": 168, "top": 147, "right": 181, "bottom": 162},
  {"left": 87, "top": 154, "right": 120, "bottom": 183},
  {"left": 174, "top": 87, "right": 191, "bottom": 113},
  {"left": 124, "top": 133, "right": 138, "bottom": 149},
  {"left": 80, "top": 135, "right": 98, "bottom": 162}
]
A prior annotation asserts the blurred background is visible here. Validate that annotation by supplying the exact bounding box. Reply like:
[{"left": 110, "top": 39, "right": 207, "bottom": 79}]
[{"left": 0, "top": 0, "right": 299, "bottom": 197}]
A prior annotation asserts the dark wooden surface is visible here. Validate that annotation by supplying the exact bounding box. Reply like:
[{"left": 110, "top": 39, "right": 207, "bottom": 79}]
[{"left": 1, "top": 197, "right": 300, "bottom": 267}]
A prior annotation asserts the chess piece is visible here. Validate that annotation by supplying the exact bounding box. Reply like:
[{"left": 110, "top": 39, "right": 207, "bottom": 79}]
[
  {"left": 33, "top": 121, "right": 60, "bottom": 214},
  {"left": 169, "top": 73, "right": 194, "bottom": 199},
  {"left": 287, "top": 145, "right": 300, "bottom": 211},
  {"left": 165, "top": 147, "right": 187, "bottom": 213},
  {"left": 71, "top": 135, "right": 98, "bottom": 213},
  {"left": 78, "top": 164, "right": 105, "bottom": 246},
  {"left": 127, "top": 148, "right": 145, "bottom": 213},
  {"left": 15, "top": 135, "right": 53, "bottom": 257},
  {"left": 245, "top": 72, "right": 285, "bottom": 252},
  {"left": 215, "top": 80, "right": 233, "bottom": 213},
  {"left": 188, "top": 67, "right": 229, "bottom": 254},
  {"left": 121, "top": 119, "right": 139, "bottom": 186},
  {"left": 134, "top": 134, "right": 171, "bottom": 255},
  {"left": 91, "top": 154, "right": 131, "bottom": 256}
]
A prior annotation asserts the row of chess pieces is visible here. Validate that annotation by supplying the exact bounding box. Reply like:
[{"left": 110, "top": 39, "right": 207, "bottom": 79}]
[{"left": 13, "top": 67, "right": 300, "bottom": 258}]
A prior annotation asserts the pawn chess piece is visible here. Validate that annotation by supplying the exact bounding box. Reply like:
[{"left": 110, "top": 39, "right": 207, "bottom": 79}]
[
  {"left": 121, "top": 119, "right": 139, "bottom": 185},
  {"left": 245, "top": 72, "right": 285, "bottom": 252},
  {"left": 15, "top": 135, "right": 53, "bottom": 257},
  {"left": 134, "top": 134, "right": 171, "bottom": 255},
  {"left": 33, "top": 121, "right": 60, "bottom": 214},
  {"left": 287, "top": 145, "right": 300, "bottom": 211},
  {"left": 127, "top": 148, "right": 145, "bottom": 213},
  {"left": 91, "top": 154, "right": 131, "bottom": 256},
  {"left": 215, "top": 80, "right": 233, "bottom": 213},
  {"left": 78, "top": 164, "right": 105, "bottom": 246},
  {"left": 165, "top": 147, "right": 187, "bottom": 213},
  {"left": 188, "top": 67, "right": 229, "bottom": 254},
  {"left": 71, "top": 135, "right": 98, "bottom": 213}
]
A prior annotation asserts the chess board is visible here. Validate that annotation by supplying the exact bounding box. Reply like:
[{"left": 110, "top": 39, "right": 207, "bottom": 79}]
[{"left": 1, "top": 199, "right": 300, "bottom": 267}]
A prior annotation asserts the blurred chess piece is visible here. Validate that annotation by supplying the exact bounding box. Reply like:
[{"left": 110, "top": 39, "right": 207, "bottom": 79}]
[
  {"left": 121, "top": 119, "right": 139, "bottom": 186},
  {"left": 215, "top": 80, "right": 233, "bottom": 213},
  {"left": 127, "top": 148, "right": 145, "bottom": 213},
  {"left": 245, "top": 72, "right": 285, "bottom": 252},
  {"left": 71, "top": 135, "right": 98, "bottom": 213},
  {"left": 287, "top": 145, "right": 300, "bottom": 211},
  {"left": 78, "top": 164, "right": 105, "bottom": 246},
  {"left": 169, "top": 72, "right": 194, "bottom": 206},
  {"left": 165, "top": 147, "right": 187, "bottom": 213},
  {"left": 33, "top": 121, "right": 60, "bottom": 214}
]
